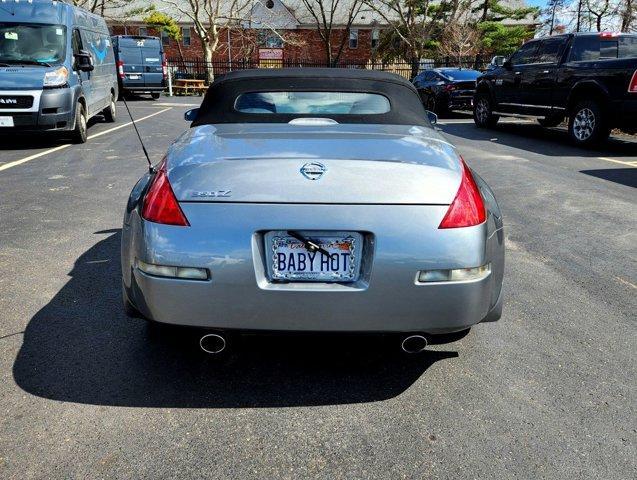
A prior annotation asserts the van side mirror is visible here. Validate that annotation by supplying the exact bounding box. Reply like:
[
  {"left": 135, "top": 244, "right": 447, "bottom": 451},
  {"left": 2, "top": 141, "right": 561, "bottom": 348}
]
[
  {"left": 184, "top": 108, "right": 199, "bottom": 122},
  {"left": 426, "top": 110, "right": 438, "bottom": 125},
  {"left": 74, "top": 50, "right": 94, "bottom": 72}
]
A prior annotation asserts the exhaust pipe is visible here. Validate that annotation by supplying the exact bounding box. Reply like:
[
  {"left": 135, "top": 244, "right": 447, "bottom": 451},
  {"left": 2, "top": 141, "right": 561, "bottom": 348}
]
[
  {"left": 199, "top": 333, "right": 227, "bottom": 354},
  {"left": 401, "top": 334, "right": 428, "bottom": 354}
]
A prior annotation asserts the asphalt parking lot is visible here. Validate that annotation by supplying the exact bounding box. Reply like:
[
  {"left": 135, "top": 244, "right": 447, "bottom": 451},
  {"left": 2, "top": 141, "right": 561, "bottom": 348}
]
[{"left": 0, "top": 96, "right": 635, "bottom": 478}]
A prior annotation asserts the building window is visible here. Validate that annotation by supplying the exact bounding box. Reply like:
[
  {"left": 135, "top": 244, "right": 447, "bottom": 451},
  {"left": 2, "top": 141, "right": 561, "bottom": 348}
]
[
  {"left": 182, "top": 27, "right": 191, "bottom": 46},
  {"left": 349, "top": 29, "right": 358, "bottom": 49},
  {"left": 257, "top": 30, "right": 283, "bottom": 49},
  {"left": 371, "top": 29, "right": 379, "bottom": 49},
  {"left": 138, "top": 27, "right": 148, "bottom": 37},
  {"left": 161, "top": 30, "right": 170, "bottom": 46}
]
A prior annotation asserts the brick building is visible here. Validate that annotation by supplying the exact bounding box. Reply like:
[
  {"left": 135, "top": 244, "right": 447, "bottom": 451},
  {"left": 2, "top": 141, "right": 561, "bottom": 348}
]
[
  {"left": 107, "top": 0, "right": 387, "bottom": 65},
  {"left": 107, "top": 0, "right": 535, "bottom": 66}
]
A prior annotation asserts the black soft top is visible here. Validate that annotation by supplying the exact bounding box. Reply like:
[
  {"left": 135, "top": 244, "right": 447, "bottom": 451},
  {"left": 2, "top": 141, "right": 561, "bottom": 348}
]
[{"left": 191, "top": 68, "right": 429, "bottom": 127}]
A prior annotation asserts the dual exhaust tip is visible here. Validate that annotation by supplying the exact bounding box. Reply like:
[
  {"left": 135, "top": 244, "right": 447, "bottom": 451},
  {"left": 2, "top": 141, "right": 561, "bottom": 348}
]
[{"left": 198, "top": 333, "right": 428, "bottom": 355}]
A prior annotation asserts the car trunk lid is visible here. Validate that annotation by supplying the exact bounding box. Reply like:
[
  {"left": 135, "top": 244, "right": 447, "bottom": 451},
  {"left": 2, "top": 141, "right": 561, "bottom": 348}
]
[{"left": 167, "top": 124, "right": 463, "bottom": 205}]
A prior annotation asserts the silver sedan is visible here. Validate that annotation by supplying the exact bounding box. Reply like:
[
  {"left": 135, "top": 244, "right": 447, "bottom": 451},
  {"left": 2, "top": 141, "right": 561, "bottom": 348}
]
[{"left": 121, "top": 69, "right": 504, "bottom": 354}]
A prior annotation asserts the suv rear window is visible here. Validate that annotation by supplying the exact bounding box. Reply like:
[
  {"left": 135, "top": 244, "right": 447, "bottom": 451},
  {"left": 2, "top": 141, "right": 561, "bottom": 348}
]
[{"left": 234, "top": 92, "right": 391, "bottom": 115}]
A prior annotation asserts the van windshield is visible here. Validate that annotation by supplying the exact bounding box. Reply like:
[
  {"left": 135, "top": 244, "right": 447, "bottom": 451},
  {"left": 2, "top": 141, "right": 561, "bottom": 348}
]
[{"left": 0, "top": 23, "right": 67, "bottom": 66}]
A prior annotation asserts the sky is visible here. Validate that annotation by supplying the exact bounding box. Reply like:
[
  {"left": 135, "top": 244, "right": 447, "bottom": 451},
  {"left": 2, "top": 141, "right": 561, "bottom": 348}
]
[{"left": 526, "top": 0, "right": 548, "bottom": 7}]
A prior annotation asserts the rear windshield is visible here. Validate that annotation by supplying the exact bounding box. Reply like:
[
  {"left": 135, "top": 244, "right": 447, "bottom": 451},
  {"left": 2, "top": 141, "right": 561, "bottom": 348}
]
[
  {"left": 569, "top": 35, "right": 637, "bottom": 61},
  {"left": 439, "top": 70, "right": 481, "bottom": 80},
  {"left": 234, "top": 92, "right": 391, "bottom": 115}
]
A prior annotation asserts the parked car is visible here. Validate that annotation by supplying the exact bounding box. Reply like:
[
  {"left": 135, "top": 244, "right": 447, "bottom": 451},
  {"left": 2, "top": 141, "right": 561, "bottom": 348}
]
[
  {"left": 121, "top": 69, "right": 504, "bottom": 355},
  {"left": 412, "top": 68, "right": 482, "bottom": 115},
  {"left": 112, "top": 35, "right": 166, "bottom": 99},
  {"left": 0, "top": 0, "right": 117, "bottom": 143},
  {"left": 474, "top": 32, "right": 637, "bottom": 145}
]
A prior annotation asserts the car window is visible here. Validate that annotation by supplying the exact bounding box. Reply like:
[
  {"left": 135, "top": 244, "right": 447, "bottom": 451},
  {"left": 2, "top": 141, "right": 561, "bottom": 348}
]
[
  {"left": 439, "top": 70, "right": 481, "bottom": 80},
  {"left": 510, "top": 41, "right": 539, "bottom": 65},
  {"left": 619, "top": 36, "right": 637, "bottom": 58},
  {"left": 235, "top": 92, "right": 391, "bottom": 115},
  {"left": 569, "top": 36, "right": 600, "bottom": 61},
  {"left": 537, "top": 37, "right": 567, "bottom": 64},
  {"left": 600, "top": 40, "right": 619, "bottom": 59}
]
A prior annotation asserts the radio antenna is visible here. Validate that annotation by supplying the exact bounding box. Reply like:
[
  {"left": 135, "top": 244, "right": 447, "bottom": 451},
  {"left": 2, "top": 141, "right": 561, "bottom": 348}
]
[{"left": 122, "top": 96, "right": 154, "bottom": 173}]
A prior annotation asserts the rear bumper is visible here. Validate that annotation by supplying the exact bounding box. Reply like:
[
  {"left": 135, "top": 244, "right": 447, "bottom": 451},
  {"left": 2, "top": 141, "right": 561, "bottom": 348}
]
[{"left": 122, "top": 203, "right": 504, "bottom": 334}]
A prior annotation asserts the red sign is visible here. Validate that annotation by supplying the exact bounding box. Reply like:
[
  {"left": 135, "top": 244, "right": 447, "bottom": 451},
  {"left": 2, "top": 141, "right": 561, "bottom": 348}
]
[{"left": 259, "top": 48, "right": 283, "bottom": 60}]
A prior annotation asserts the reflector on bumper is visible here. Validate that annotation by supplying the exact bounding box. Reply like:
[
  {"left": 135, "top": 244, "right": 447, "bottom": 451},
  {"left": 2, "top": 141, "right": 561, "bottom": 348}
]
[
  {"left": 136, "top": 259, "right": 209, "bottom": 280},
  {"left": 417, "top": 264, "right": 490, "bottom": 283}
]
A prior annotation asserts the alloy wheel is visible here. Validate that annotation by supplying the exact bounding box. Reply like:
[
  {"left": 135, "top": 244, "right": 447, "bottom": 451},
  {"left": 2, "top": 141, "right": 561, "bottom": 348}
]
[
  {"left": 476, "top": 99, "right": 489, "bottom": 123},
  {"left": 573, "top": 108, "right": 596, "bottom": 141}
]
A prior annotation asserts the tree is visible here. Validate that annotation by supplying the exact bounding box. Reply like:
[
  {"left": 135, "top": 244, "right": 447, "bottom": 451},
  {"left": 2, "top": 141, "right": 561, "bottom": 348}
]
[
  {"left": 296, "top": 0, "right": 365, "bottom": 66},
  {"left": 620, "top": 0, "right": 636, "bottom": 31},
  {"left": 363, "top": 0, "right": 457, "bottom": 78},
  {"left": 586, "top": 0, "right": 613, "bottom": 31},
  {"left": 544, "top": 0, "right": 565, "bottom": 34},
  {"left": 472, "top": 0, "right": 538, "bottom": 58},
  {"left": 437, "top": 22, "right": 479, "bottom": 66},
  {"left": 143, "top": 9, "right": 186, "bottom": 67},
  {"left": 161, "top": 0, "right": 254, "bottom": 83}
]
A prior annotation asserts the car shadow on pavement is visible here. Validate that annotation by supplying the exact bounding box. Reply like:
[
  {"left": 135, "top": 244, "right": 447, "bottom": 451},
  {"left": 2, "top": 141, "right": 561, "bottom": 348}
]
[
  {"left": 13, "top": 230, "right": 460, "bottom": 408},
  {"left": 0, "top": 117, "right": 105, "bottom": 151},
  {"left": 440, "top": 122, "right": 637, "bottom": 158},
  {"left": 580, "top": 168, "right": 637, "bottom": 188}
]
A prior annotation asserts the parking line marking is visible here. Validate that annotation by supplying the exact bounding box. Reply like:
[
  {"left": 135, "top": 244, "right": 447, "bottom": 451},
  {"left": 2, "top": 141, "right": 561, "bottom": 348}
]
[
  {"left": 597, "top": 157, "right": 637, "bottom": 168},
  {"left": 0, "top": 107, "right": 171, "bottom": 173}
]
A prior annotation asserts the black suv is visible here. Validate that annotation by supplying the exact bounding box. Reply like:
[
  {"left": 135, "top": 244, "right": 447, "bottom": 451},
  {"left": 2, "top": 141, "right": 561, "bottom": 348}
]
[{"left": 474, "top": 33, "right": 637, "bottom": 145}]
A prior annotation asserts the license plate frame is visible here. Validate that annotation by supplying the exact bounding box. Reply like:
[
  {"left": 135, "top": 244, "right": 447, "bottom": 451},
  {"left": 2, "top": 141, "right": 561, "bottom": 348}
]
[
  {"left": 128, "top": 74, "right": 141, "bottom": 80},
  {"left": 265, "top": 231, "right": 363, "bottom": 283},
  {"left": 0, "top": 116, "right": 14, "bottom": 127}
]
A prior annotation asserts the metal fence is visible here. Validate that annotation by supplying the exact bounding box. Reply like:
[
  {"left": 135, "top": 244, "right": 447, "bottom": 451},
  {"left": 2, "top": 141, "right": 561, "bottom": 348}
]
[{"left": 167, "top": 56, "right": 492, "bottom": 83}]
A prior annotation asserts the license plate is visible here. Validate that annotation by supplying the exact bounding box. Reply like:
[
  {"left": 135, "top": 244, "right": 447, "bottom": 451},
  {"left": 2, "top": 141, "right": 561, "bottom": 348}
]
[
  {"left": 0, "top": 116, "right": 14, "bottom": 127},
  {"left": 128, "top": 74, "right": 140, "bottom": 80},
  {"left": 265, "top": 231, "right": 363, "bottom": 282}
]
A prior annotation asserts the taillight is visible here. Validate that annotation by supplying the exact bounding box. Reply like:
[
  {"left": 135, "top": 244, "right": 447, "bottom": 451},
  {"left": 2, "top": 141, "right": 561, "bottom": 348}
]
[
  {"left": 162, "top": 56, "right": 167, "bottom": 80},
  {"left": 629, "top": 70, "right": 637, "bottom": 93},
  {"left": 438, "top": 158, "right": 486, "bottom": 229},
  {"left": 116, "top": 60, "right": 125, "bottom": 79},
  {"left": 141, "top": 160, "right": 190, "bottom": 226},
  {"left": 444, "top": 84, "right": 456, "bottom": 92},
  {"left": 599, "top": 32, "right": 620, "bottom": 38}
]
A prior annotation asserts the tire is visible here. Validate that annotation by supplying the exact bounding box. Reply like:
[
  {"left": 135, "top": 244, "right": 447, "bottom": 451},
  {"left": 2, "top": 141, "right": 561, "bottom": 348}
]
[
  {"left": 151, "top": 92, "right": 160, "bottom": 100},
  {"left": 422, "top": 93, "right": 436, "bottom": 113},
  {"left": 102, "top": 93, "right": 116, "bottom": 122},
  {"left": 568, "top": 100, "right": 610, "bottom": 146},
  {"left": 538, "top": 116, "right": 563, "bottom": 128},
  {"left": 72, "top": 102, "right": 87, "bottom": 144},
  {"left": 473, "top": 92, "right": 499, "bottom": 128},
  {"left": 122, "top": 283, "right": 142, "bottom": 318}
]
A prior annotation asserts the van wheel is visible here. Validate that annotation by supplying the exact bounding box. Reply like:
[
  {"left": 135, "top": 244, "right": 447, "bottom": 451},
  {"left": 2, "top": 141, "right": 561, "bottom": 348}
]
[
  {"left": 151, "top": 92, "right": 160, "bottom": 100},
  {"left": 473, "top": 93, "right": 499, "bottom": 128},
  {"left": 72, "top": 103, "right": 87, "bottom": 144},
  {"left": 568, "top": 100, "right": 610, "bottom": 146},
  {"left": 102, "top": 94, "right": 116, "bottom": 122}
]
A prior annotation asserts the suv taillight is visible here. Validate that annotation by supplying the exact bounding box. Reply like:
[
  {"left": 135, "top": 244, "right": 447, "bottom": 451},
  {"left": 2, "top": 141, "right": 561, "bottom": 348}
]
[
  {"left": 438, "top": 158, "right": 486, "bottom": 229},
  {"left": 116, "top": 60, "right": 125, "bottom": 79},
  {"left": 162, "top": 57, "right": 167, "bottom": 80},
  {"left": 629, "top": 70, "right": 637, "bottom": 93}
]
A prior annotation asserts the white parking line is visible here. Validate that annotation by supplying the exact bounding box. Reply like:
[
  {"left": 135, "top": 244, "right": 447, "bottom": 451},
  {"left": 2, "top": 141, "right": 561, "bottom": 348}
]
[
  {"left": 597, "top": 157, "right": 637, "bottom": 168},
  {"left": 0, "top": 108, "right": 171, "bottom": 173}
]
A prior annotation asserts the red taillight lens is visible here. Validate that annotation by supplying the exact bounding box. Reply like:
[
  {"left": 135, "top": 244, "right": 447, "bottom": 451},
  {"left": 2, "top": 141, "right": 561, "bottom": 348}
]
[
  {"left": 438, "top": 158, "right": 486, "bottom": 229},
  {"left": 116, "top": 60, "right": 125, "bottom": 79},
  {"left": 444, "top": 84, "right": 456, "bottom": 92},
  {"left": 141, "top": 161, "right": 190, "bottom": 226},
  {"left": 162, "top": 57, "right": 167, "bottom": 80},
  {"left": 628, "top": 70, "right": 637, "bottom": 93}
]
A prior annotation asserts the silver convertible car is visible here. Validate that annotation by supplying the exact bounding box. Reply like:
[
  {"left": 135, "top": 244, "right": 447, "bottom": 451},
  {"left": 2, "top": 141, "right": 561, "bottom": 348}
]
[{"left": 121, "top": 69, "right": 504, "bottom": 354}]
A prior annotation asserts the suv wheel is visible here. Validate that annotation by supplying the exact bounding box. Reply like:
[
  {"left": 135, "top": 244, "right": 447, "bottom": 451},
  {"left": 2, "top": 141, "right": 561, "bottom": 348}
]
[
  {"left": 568, "top": 100, "right": 610, "bottom": 146},
  {"left": 102, "top": 94, "right": 116, "bottom": 122},
  {"left": 72, "top": 102, "right": 87, "bottom": 144},
  {"left": 473, "top": 93, "right": 499, "bottom": 128},
  {"left": 151, "top": 92, "right": 160, "bottom": 100}
]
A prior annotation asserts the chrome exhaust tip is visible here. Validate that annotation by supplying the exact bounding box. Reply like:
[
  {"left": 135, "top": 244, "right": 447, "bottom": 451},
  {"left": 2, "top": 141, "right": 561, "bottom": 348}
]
[
  {"left": 199, "top": 333, "right": 227, "bottom": 354},
  {"left": 401, "top": 335, "right": 428, "bottom": 354}
]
